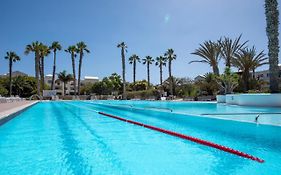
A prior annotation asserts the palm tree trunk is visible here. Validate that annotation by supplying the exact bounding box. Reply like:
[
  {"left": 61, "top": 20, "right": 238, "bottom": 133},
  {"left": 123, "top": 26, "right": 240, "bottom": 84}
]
[
  {"left": 71, "top": 53, "right": 77, "bottom": 96},
  {"left": 63, "top": 82, "right": 66, "bottom": 96},
  {"left": 9, "top": 59, "right": 12, "bottom": 97},
  {"left": 213, "top": 65, "right": 220, "bottom": 76},
  {"left": 243, "top": 70, "right": 250, "bottom": 92},
  {"left": 265, "top": 0, "right": 280, "bottom": 93},
  {"left": 40, "top": 57, "right": 45, "bottom": 91},
  {"left": 169, "top": 60, "right": 173, "bottom": 96},
  {"left": 133, "top": 60, "right": 136, "bottom": 84},
  {"left": 226, "top": 57, "right": 231, "bottom": 68},
  {"left": 121, "top": 48, "right": 126, "bottom": 99},
  {"left": 35, "top": 53, "right": 41, "bottom": 96},
  {"left": 78, "top": 52, "right": 83, "bottom": 96},
  {"left": 147, "top": 63, "right": 150, "bottom": 88},
  {"left": 51, "top": 50, "right": 56, "bottom": 90},
  {"left": 160, "top": 64, "right": 163, "bottom": 85}
]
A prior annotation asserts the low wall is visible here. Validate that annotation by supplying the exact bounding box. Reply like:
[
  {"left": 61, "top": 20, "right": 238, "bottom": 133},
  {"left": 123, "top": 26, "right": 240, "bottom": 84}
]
[
  {"left": 225, "top": 94, "right": 239, "bottom": 105},
  {"left": 238, "top": 93, "right": 281, "bottom": 107},
  {"left": 217, "top": 93, "right": 281, "bottom": 107}
]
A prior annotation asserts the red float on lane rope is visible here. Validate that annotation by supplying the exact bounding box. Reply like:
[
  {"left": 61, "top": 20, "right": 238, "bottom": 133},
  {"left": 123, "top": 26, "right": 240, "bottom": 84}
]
[{"left": 98, "top": 111, "right": 264, "bottom": 163}]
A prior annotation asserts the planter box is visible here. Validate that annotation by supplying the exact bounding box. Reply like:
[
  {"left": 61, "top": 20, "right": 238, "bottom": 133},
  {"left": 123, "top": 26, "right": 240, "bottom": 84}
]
[
  {"left": 238, "top": 93, "right": 281, "bottom": 107},
  {"left": 225, "top": 94, "right": 239, "bottom": 105},
  {"left": 216, "top": 95, "right": 226, "bottom": 103}
]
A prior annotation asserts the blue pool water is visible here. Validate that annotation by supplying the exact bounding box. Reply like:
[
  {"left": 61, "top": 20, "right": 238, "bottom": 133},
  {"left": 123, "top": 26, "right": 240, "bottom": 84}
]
[{"left": 0, "top": 101, "right": 281, "bottom": 174}]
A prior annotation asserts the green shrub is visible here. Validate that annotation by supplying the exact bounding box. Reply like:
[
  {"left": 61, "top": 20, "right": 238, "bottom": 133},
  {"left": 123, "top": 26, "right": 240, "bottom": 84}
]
[
  {"left": 0, "top": 85, "right": 8, "bottom": 96},
  {"left": 127, "top": 89, "right": 160, "bottom": 100}
]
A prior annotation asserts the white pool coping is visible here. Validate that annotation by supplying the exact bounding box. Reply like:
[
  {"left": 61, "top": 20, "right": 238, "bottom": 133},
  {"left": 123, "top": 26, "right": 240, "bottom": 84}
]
[{"left": 0, "top": 101, "right": 38, "bottom": 123}]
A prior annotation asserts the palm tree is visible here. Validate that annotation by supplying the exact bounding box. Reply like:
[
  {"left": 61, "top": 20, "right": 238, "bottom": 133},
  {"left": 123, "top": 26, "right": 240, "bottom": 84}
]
[
  {"left": 164, "top": 49, "right": 177, "bottom": 96},
  {"left": 57, "top": 70, "right": 73, "bottom": 96},
  {"left": 265, "top": 0, "right": 280, "bottom": 93},
  {"left": 39, "top": 44, "right": 50, "bottom": 91},
  {"left": 218, "top": 35, "right": 248, "bottom": 67},
  {"left": 4, "top": 51, "right": 20, "bottom": 97},
  {"left": 155, "top": 56, "right": 167, "bottom": 85},
  {"left": 128, "top": 54, "right": 140, "bottom": 84},
  {"left": 250, "top": 47, "right": 268, "bottom": 78},
  {"left": 233, "top": 47, "right": 267, "bottom": 91},
  {"left": 65, "top": 45, "right": 77, "bottom": 96},
  {"left": 190, "top": 41, "right": 221, "bottom": 76},
  {"left": 25, "top": 41, "right": 43, "bottom": 96},
  {"left": 142, "top": 56, "right": 154, "bottom": 87},
  {"left": 76, "top": 42, "right": 90, "bottom": 96},
  {"left": 117, "top": 42, "right": 127, "bottom": 99},
  {"left": 50, "top": 41, "right": 62, "bottom": 90}
]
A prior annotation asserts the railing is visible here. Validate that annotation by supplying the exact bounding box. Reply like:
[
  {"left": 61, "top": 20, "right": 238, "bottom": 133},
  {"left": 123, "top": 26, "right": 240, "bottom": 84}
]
[{"left": 29, "top": 94, "right": 43, "bottom": 101}]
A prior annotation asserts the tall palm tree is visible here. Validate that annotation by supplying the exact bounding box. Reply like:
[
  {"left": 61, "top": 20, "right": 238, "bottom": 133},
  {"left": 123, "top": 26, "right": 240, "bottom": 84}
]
[
  {"left": 57, "top": 70, "right": 73, "bottom": 96},
  {"left": 128, "top": 54, "right": 141, "bottom": 84},
  {"left": 76, "top": 42, "right": 90, "bottom": 96},
  {"left": 190, "top": 40, "right": 221, "bottom": 76},
  {"left": 65, "top": 45, "right": 77, "bottom": 96},
  {"left": 265, "top": 0, "right": 280, "bottom": 93},
  {"left": 25, "top": 41, "right": 43, "bottom": 96},
  {"left": 218, "top": 35, "right": 248, "bottom": 68},
  {"left": 50, "top": 41, "right": 62, "bottom": 90},
  {"left": 117, "top": 42, "right": 127, "bottom": 99},
  {"left": 39, "top": 44, "right": 50, "bottom": 91},
  {"left": 164, "top": 48, "right": 177, "bottom": 96},
  {"left": 142, "top": 56, "right": 154, "bottom": 88},
  {"left": 155, "top": 56, "right": 167, "bottom": 85},
  {"left": 233, "top": 47, "right": 268, "bottom": 91},
  {"left": 4, "top": 51, "right": 20, "bottom": 97}
]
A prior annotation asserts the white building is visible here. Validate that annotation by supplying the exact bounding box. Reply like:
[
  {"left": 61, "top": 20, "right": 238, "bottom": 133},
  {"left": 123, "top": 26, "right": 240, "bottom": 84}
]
[
  {"left": 254, "top": 64, "right": 281, "bottom": 88},
  {"left": 45, "top": 74, "right": 99, "bottom": 95}
]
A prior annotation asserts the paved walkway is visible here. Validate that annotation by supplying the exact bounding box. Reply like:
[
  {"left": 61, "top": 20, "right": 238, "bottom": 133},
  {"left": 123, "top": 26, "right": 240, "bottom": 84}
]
[{"left": 0, "top": 101, "right": 38, "bottom": 120}]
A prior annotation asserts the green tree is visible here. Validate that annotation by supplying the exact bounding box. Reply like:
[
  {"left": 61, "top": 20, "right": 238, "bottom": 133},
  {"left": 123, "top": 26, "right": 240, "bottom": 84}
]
[
  {"left": 216, "top": 67, "right": 239, "bottom": 94},
  {"left": 164, "top": 49, "right": 177, "bottom": 96},
  {"left": 65, "top": 45, "right": 77, "bottom": 96},
  {"left": 76, "top": 42, "right": 90, "bottom": 95},
  {"left": 190, "top": 41, "right": 221, "bottom": 76},
  {"left": 155, "top": 56, "right": 167, "bottom": 85},
  {"left": 218, "top": 35, "right": 248, "bottom": 67},
  {"left": 4, "top": 51, "right": 20, "bottom": 96},
  {"left": 25, "top": 41, "right": 43, "bottom": 96},
  {"left": 57, "top": 70, "right": 73, "bottom": 96},
  {"left": 117, "top": 42, "right": 127, "bottom": 99},
  {"left": 195, "top": 73, "right": 219, "bottom": 95},
  {"left": 233, "top": 47, "right": 267, "bottom": 91},
  {"left": 39, "top": 44, "right": 50, "bottom": 91},
  {"left": 129, "top": 54, "right": 141, "bottom": 84},
  {"left": 142, "top": 56, "right": 154, "bottom": 88},
  {"left": 49, "top": 41, "right": 62, "bottom": 90},
  {"left": 265, "top": 0, "right": 280, "bottom": 93}
]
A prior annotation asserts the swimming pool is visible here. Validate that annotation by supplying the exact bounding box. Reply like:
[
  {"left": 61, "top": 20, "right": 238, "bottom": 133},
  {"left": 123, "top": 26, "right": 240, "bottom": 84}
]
[{"left": 0, "top": 101, "right": 281, "bottom": 174}]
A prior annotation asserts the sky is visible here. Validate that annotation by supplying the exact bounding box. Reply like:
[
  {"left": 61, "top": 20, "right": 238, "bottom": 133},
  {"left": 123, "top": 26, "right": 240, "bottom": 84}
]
[{"left": 0, "top": 0, "right": 280, "bottom": 84}]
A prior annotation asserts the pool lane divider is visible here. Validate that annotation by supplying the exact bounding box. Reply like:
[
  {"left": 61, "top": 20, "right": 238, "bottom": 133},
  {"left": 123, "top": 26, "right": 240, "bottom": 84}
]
[{"left": 98, "top": 111, "right": 264, "bottom": 163}]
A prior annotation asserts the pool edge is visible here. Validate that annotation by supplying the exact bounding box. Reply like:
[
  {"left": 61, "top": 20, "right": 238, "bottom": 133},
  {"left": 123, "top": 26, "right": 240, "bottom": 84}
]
[{"left": 0, "top": 101, "right": 39, "bottom": 126}]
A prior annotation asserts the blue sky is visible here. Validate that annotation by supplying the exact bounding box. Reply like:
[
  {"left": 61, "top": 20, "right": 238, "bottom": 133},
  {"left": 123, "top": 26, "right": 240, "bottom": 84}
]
[{"left": 0, "top": 0, "right": 280, "bottom": 84}]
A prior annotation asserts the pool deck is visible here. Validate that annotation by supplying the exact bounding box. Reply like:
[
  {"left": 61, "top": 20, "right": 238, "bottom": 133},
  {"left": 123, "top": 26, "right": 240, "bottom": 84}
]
[{"left": 0, "top": 101, "right": 38, "bottom": 121}]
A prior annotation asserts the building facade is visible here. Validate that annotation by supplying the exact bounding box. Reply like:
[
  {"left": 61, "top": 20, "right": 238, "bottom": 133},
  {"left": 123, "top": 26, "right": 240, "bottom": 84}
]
[
  {"left": 45, "top": 74, "right": 99, "bottom": 95},
  {"left": 254, "top": 64, "right": 281, "bottom": 89}
]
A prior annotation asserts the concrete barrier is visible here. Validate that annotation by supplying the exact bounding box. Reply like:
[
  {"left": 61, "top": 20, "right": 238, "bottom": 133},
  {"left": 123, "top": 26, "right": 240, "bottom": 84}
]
[
  {"left": 225, "top": 94, "right": 239, "bottom": 105},
  {"left": 216, "top": 95, "right": 226, "bottom": 103},
  {"left": 238, "top": 93, "right": 281, "bottom": 107}
]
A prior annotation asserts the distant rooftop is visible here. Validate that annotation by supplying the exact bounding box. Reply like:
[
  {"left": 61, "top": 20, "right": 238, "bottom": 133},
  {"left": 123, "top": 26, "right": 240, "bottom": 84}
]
[{"left": 84, "top": 76, "right": 99, "bottom": 80}]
